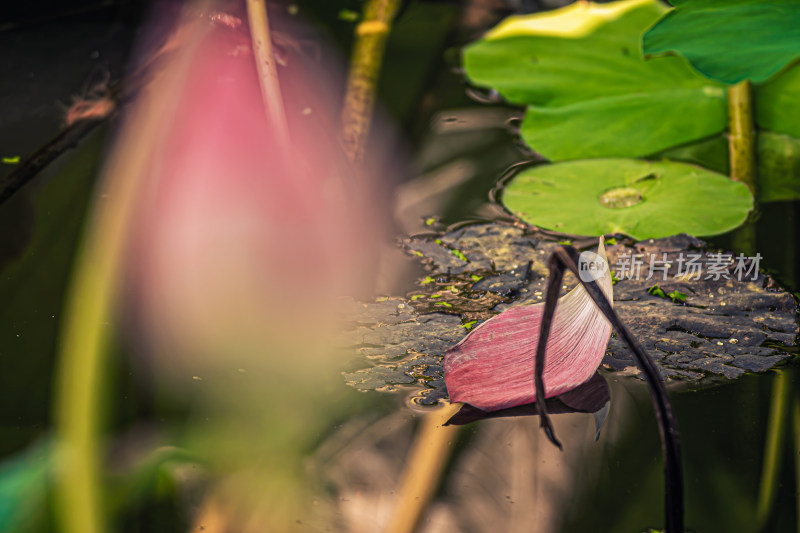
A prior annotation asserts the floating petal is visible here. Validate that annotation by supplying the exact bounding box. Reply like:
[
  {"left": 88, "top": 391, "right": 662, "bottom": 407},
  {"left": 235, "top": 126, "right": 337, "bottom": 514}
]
[{"left": 443, "top": 238, "right": 613, "bottom": 412}]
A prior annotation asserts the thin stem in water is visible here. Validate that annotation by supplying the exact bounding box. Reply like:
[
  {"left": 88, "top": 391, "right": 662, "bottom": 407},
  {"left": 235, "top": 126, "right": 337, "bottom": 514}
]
[
  {"left": 533, "top": 258, "right": 566, "bottom": 450},
  {"left": 0, "top": 47, "right": 163, "bottom": 207},
  {"left": 535, "top": 245, "right": 683, "bottom": 533},
  {"left": 246, "top": 0, "right": 291, "bottom": 152},
  {"left": 756, "top": 370, "right": 790, "bottom": 532}
]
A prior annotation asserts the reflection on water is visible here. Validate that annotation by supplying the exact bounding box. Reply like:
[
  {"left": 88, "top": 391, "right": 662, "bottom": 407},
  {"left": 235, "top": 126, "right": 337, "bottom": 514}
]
[
  {"left": 444, "top": 372, "right": 610, "bottom": 427},
  {"left": 319, "top": 365, "right": 798, "bottom": 532}
]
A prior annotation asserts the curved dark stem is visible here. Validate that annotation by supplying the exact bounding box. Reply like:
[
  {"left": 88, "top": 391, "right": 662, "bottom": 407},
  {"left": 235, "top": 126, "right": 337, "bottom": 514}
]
[
  {"left": 0, "top": 118, "right": 105, "bottom": 205},
  {"left": 539, "top": 246, "right": 683, "bottom": 533},
  {"left": 1, "top": 45, "right": 164, "bottom": 207},
  {"left": 534, "top": 255, "right": 565, "bottom": 450}
]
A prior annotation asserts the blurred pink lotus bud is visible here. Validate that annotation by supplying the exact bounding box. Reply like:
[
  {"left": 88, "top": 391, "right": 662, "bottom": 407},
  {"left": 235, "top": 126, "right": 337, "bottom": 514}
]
[
  {"left": 122, "top": 11, "right": 379, "bottom": 375},
  {"left": 444, "top": 239, "right": 613, "bottom": 412}
]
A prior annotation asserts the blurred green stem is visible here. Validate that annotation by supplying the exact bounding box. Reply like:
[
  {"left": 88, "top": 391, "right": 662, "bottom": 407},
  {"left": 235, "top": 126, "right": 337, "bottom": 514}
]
[
  {"left": 52, "top": 46, "right": 189, "bottom": 531},
  {"left": 385, "top": 402, "right": 462, "bottom": 533},
  {"left": 53, "top": 157, "right": 129, "bottom": 533},
  {"left": 755, "top": 370, "right": 790, "bottom": 532},
  {"left": 340, "top": 0, "right": 402, "bottom": 165}
]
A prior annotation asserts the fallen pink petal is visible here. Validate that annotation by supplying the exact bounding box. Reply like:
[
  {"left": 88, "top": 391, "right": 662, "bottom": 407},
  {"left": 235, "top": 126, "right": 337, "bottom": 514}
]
[{"left": 443, "top": 239, "right": 613, "bottom": 412}]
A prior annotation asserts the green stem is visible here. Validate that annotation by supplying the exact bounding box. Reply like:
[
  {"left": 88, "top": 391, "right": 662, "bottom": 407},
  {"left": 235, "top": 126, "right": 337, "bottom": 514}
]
[
  {"left": 728, "top": 80, "right": 757, "bottom": 255},
  {"left": 340, "top": 0, "right": 402, "bottom": 165},
  {"left": 727, "top": 80, "right": 756, "bottom": 195},
  {"left": 53, "top": 152, "right": 134, "bottom": 533},
  {"left": 755, "top": 370, "right": 790, "bottom": 532},
  {"left": 53, "top": 43, "right": 193, "bottom": 533}
]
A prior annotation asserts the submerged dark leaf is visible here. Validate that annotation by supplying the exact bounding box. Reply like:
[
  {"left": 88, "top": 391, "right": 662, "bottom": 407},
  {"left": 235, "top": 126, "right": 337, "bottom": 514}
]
[{"left": 342, "top": 224, "right": 798, "bottom": 401}]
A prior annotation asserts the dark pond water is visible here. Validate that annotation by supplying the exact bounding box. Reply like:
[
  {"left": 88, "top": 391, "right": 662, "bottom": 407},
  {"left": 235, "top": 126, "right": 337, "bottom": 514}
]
[{"left": 0, "top": 1, "right": 798, "bottom": 532}]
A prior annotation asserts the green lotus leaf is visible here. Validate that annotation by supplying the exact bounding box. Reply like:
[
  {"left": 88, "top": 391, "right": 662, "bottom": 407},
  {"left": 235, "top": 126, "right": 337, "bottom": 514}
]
[
  {"left": 643, "top": 0, "right": 800, "bottom": 85},
  {"left": 502, "top": 159, "right": 753, "bottom": 239},
  {"left": 655, "top": 134, "right": 729, "bottom": 174},
  {"left": 462, "top": 0, "right": 727, "bottom": 161},
  {"left": 655, "top": 131, "right": 800, "bottom": 203},
  {"left": 755, "top": 63, "right": 800, "bottom": 138},
  {"left": 757, "top": 131, "right": 800, "bottom": 202},
  {"left": 520, "top": 87, "right": 726, "bottom": 160}
]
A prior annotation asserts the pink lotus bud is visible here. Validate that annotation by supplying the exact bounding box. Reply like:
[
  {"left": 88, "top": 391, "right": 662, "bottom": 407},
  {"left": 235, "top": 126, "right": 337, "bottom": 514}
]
[{"left": 120, "top": 13, "right": 379, "bottom": 378}]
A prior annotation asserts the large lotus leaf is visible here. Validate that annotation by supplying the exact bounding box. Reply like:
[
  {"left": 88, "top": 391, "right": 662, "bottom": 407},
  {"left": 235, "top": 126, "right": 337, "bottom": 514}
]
[
  {"left": 520, "top": 87, "right": 726, "bottom": 160},
  {"left": 758, "top": 131, "right": 800, "bottom": 202},
  {"left": 755, "top": 63, "right": 800, "bottom": 138},
  {"left": 655, "top": 134, "right": 729, "bottom": 174},
  {"left": 655, "top": 131, "right": 800, "bottom": 203},
  {"left": 643, "top": 0, "right": 800, "bottom": 85},
  {"left": 502, "top": 159, "right": 753, "bottom": 239},
  {"left": 462, "top": 0, "right": 727, "bottom": 161}
]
